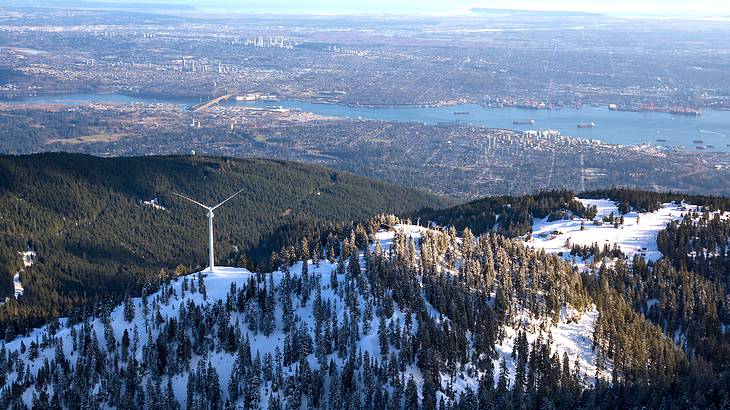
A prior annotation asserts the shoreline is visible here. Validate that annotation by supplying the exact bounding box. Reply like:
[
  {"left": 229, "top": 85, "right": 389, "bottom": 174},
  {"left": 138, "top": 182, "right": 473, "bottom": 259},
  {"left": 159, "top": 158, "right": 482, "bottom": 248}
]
[{"left": 4, "top": 92, "right": 729, "bottom": 114}]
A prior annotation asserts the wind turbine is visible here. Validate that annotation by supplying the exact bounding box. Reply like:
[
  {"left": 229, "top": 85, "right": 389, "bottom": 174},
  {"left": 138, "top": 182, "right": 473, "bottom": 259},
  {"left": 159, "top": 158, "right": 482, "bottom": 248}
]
[{"left": 173, "top": 188, "right": 245, "bottom": 272}]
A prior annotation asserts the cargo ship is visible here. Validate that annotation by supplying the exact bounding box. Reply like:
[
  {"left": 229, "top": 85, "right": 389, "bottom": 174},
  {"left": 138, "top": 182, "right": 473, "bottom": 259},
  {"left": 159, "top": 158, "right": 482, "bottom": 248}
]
[
  {"left": 669, "top": 107, "right": 702, "bottom": 116},
  {"left": 513, "top": 119, "right": 535, "bottom": 125},
  {"left": 608, "top": 104, "right": 644, "bottom": 113},
  {"left": 577, "top": 122, "right": 596, "bottom": 128}
]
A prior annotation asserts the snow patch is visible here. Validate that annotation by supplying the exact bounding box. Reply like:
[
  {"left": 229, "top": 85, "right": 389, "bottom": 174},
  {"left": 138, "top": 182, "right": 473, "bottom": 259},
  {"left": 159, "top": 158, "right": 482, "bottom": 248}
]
[
  {"left": 20, "top": 250, "right": 35, "bottom": 268},
  {"left": 13, "top": 272, "right": 23, "bottom": 299},
  {"left": 142, "top": 197, "right": 166, "bottom": 210},
  {"left": 646, "top": 298, "right": 660, "bottom": 311},
  {"left": 11, "top": 250, "right": 33, "bottom": 301},
  {"left": 374, "top": 223, "right": 428, "bottom": 250}
]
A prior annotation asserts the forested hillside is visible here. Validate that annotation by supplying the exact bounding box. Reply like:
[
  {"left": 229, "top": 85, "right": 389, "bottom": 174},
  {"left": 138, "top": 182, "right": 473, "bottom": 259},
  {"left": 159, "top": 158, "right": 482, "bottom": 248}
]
[
  {"left": 413, "top": 188, "right": 730, "bottom": 407},
  {"left": 0, "top": 153, "right": 449, "bottom": 332},
  {"left": 417, "top": 188, "right": 730, "bottom": 238},
  {"left": 414, "top": 190, "right": 593, "bottom": 237},
  {"left": 0, "top": 218, "right": 698, "bottom": 409},
  {"left": 5, "top": 170, "right": 730, "bottom": 408}
]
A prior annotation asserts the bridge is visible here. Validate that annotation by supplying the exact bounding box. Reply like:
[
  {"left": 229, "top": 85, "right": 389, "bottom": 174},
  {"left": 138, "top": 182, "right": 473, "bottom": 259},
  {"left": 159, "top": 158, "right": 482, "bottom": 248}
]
[{"left": 191, "top": 94, "right": 234, "bottom": 112}]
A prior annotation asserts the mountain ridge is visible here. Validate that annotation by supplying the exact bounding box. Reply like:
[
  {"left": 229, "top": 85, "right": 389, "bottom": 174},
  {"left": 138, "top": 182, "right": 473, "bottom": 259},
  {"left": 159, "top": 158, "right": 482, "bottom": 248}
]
[{"left": 0, "top": 153, "right": 449, "bottom": 331}]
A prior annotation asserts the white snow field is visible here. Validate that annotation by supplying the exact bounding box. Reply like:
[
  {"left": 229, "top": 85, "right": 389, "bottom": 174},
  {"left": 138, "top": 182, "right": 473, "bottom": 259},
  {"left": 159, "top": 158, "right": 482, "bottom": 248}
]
[{"left": 526, "top": 198, "right": 697, "bottom": 264}]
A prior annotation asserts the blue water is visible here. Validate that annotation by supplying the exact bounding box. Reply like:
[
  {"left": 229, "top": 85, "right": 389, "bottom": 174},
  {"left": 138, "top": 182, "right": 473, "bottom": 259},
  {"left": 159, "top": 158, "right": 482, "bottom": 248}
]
[
  {"left": 240, "top": 100, "right": 730, "bottom": 152},
  {"left": 6, "top": 94, "right": 730, "bottom": 152}
]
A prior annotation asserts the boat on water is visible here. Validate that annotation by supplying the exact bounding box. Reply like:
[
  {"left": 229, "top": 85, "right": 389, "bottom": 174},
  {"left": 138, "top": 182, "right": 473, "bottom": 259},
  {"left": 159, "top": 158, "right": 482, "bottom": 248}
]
[
  {"left": 696, "top": 146, "right": 706, "bottom": 150},
  {"left": 577, "top": 122, "right": 596, "bottom": 129},
  {"left": 670, "top": 107, "right": 703, "bottom": 116},
  {"left": 513, "top": 119, "right": 536, "bottom": 125},
  {"left": 453, "top": 111, "right": 470, "bottom": 115},
  {"left": 609, "top": 103, "right": 703, "bottom": 116},
  {"left": 692, "top": 140, "right": 704, "bottom": 144},
  {"left": 656, "top": 139, "right": 667, "bottom": 142}
]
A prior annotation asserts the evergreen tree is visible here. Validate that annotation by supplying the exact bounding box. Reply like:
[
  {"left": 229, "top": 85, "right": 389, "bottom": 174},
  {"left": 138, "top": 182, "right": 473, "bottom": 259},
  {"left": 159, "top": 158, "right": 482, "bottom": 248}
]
[
  {"left": 124, "top": 296, "right": 136, "bottom": 323},
  {"left": 198, "top": 273, "right": 207, "bottom": 300},
  {"left": 405, "top": 376, "right": 419, "bottom": 410}
]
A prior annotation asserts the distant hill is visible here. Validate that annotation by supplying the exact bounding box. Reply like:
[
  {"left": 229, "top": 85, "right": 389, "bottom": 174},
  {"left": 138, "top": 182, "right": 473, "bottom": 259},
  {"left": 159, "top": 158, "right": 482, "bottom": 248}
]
[
  {"left": 0, "top": 153, "right": 448, "bottom": 328},
  {"left": 3, "top": 0, "right": 196, "bottom": 11},
  {"left": 469, "top": 7, "right": 604, "bottom": 17}
]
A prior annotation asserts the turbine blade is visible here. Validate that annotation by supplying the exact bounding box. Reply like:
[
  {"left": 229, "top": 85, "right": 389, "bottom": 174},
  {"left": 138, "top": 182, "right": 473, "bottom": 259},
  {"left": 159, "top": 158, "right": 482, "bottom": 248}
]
[
  {"left": 172, "top": 192, "right": 212, "bottom": 210},
  {"left": 211, "top": 187, "right": 245, "bottom": 210}
]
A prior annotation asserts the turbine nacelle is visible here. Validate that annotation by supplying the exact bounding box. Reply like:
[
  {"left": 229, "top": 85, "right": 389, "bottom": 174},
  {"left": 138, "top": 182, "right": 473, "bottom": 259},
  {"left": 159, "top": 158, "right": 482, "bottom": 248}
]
[{"left": 172, "top": 188, "right": 245, "bottom": 272}]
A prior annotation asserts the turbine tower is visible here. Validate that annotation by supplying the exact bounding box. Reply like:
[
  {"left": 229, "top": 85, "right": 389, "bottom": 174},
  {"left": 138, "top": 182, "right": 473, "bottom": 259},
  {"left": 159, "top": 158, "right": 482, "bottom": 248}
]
[{"left": 173, "top": 188, "right": 245, "bottom": 272}]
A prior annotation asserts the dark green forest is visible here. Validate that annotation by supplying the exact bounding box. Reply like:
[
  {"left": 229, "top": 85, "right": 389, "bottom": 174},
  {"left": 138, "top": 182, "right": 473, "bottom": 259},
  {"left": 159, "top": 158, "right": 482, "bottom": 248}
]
[
  {"left": 0, "top": 153, "right": 448, "bottom": 331},
  {"left": 417, "top": 188, "right": 730, "bottom": 238},
  {"left": 414, "top": 190, "right": 592, "bottom": 237}
]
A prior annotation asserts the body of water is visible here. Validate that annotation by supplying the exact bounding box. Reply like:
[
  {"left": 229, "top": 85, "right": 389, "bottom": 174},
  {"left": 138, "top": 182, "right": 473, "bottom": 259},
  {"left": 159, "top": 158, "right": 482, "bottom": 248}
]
[
  {"left": 5, "top": 93, "right": 730, "bottom": 152},
  {"left": 241, "top": 100, "right": 730, "bottom": 152}
]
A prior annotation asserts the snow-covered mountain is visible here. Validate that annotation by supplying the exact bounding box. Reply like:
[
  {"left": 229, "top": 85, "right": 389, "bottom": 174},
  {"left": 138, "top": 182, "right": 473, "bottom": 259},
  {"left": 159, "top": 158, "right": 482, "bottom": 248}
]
[{"left": 0, "top": 223, "right": 607, "bottom": 409}]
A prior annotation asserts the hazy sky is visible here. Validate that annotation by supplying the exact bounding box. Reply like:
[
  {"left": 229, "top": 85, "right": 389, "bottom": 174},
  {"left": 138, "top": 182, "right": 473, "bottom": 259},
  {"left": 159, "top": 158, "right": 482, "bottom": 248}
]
[{"left": 161, "top": 0, "right": 730, "bottom": 16}]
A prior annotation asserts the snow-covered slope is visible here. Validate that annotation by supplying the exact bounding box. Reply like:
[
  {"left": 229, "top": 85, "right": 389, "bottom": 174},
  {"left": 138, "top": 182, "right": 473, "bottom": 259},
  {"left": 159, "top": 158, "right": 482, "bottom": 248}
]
[
  {"left": 6, "top": 261, "right": 446, "bottom": 407},
  {"left": 525, "top": 198, "right": 698, "bottom": 265},
  {"left": 381, "top": 224, "right": 606, "bottom": 386},
  {"left": 493, "top": 305, "right": 608, "bottom": 385},
  {"left": 1, "top": 224, "right": 605, "bottom": 408}
]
